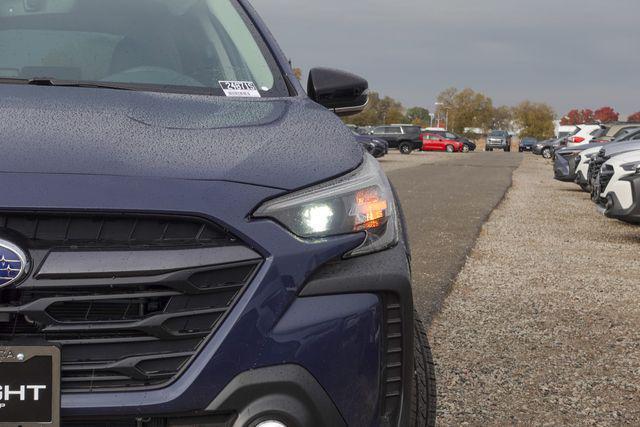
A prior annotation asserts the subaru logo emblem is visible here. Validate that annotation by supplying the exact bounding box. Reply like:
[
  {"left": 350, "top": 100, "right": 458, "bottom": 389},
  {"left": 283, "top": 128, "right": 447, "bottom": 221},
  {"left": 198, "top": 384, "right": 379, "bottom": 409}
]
[{"left": 0, "top": 239, "right": 28, "bottom": 288}]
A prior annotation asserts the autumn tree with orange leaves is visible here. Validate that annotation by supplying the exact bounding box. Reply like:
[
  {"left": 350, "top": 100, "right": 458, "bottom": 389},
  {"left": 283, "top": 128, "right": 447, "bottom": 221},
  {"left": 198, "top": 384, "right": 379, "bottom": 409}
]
[
  {"left": 594, "top": 107, "right": 619, "bottom": 123},
  {"left": 560, "top": 109, "right": 594, "bottom": 125},
  {"left": 561, "top": 107, "right": 620, "bottom": 125},
  {"left": 628, "top": 112, "right": 640, "bottom": 123}
]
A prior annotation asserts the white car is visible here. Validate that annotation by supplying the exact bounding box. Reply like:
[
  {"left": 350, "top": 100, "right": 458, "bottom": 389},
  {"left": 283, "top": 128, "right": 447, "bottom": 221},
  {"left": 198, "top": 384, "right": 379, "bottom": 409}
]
[
  {"left": 566, "top": 124, "right": 604, "bottom": 148},
  {"left": 557, "top": 125, "right": 578, "bottom": 139},
  {"left": 594, "top": 150, "right": 640, "bottom": 216},
  {"left": 574, "top": 146, "right": 603, "bottom": 190},
  {"left": 577, "top": 140, "right": 640, "bottom": 192}
]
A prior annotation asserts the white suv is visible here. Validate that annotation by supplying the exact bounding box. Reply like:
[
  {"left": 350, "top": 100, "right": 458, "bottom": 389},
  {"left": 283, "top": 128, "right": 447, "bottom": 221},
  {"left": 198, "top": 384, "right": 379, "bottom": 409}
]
[
  {"left": 593, "top": 150, "right": 640, "bottom": 214},
  {"left": 566, "top": 124, "right": 605, "bottom": 148}
]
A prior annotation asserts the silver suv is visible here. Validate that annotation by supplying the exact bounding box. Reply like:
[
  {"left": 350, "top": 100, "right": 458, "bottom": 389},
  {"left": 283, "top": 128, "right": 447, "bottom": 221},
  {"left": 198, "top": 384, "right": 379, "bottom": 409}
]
[{"left": 486, "top": 130, "right": 513, "bottom": 152}]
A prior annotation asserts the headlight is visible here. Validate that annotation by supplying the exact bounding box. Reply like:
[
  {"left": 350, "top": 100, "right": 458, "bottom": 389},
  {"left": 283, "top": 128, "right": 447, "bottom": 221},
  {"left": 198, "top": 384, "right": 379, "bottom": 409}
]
[
  {"left": 254, "top": 155, "right": 398, "bottom": 258},
  {"left": 621, "top": 161, "right": 640, "bottom": 172}
]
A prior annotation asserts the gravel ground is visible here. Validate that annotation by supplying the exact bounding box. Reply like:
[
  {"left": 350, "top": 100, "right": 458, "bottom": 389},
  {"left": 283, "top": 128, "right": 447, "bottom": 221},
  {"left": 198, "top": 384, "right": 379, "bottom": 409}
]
[
  {"left": 430, "top": 155, "right": 640, "bottom": 425},
  {"left": 382, "top": 151, "right": 521, "bottom": 325}
]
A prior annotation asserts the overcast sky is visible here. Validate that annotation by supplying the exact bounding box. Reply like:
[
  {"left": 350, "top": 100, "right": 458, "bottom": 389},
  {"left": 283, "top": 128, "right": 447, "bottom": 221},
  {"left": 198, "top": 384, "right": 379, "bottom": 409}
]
[{"left": 250, "top": 0, "right": 639, "bottom": 117}]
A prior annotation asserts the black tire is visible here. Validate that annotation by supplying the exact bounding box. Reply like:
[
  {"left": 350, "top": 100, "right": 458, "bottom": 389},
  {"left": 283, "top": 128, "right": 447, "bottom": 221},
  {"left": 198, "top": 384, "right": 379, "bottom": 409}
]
[
  {"left": 579, "top": 182, "right": 591, "bottom": 193},
  {"left": 462, "top": 145, "right": 470, "bottom": 153},
  {"left": 410, "top": 312, "right": 437, "bottom": 427},
  {"left": 399, "top": 142, "right": 413, "bottom": 155},
  {"left": 542, "top": 148, "right": 552, "bottom": 159},
  {"left": 445, "top": 145, "right": 454, "bottom": 153}
]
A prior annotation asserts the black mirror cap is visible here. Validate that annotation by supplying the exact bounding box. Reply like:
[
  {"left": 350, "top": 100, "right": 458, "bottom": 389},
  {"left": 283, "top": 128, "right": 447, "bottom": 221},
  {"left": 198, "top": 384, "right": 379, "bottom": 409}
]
[{"left": 307, "top": 68, "right": 368, "bottom": 117}]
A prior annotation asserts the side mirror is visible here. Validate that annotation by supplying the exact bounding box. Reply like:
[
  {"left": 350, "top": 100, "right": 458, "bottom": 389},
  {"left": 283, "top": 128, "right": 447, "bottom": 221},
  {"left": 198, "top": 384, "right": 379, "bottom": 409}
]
[{"left": 307, "top": 68, "right": 368, "bottom": 117}]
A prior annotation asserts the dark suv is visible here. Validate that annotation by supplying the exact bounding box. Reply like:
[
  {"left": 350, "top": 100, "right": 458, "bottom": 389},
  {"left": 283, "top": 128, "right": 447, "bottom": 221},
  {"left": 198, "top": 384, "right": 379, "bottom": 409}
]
[
  {"left": 369, "top": 125, "right": 423, "bottom": 154},
  {"left": 0, "top": 1, "right": 435, "bottom": 426}
]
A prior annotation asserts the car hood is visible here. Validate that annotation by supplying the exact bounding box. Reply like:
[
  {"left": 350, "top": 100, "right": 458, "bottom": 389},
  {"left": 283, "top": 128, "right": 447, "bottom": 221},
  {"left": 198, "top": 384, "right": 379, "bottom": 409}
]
[
  {"left": 355, "top": 134, "right": 375, "bottom": 143},
  {"left": 355, "top": 135, "right": 388, "bottom": 150},
  {"left": 0, "top": 85, "right": 362, "bottom": 191},
  {"left": 604, "top": 140, "right": 640, "bottom": 157},
  {"left": 606, "top": 149, "right": 640, "bottom": 166},
  {"left": 557, "top": 142, "right": 606, "bottom": 154}
]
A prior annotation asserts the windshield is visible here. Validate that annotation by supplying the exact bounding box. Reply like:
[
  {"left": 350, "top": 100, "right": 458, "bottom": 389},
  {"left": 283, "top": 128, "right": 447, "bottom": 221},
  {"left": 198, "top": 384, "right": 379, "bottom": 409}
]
[
  {"left": 489, "top": 131, "right": 506, "bottom": 137},
  {"left": 0, "top": 0, "right": 289, "bottom": 96}
]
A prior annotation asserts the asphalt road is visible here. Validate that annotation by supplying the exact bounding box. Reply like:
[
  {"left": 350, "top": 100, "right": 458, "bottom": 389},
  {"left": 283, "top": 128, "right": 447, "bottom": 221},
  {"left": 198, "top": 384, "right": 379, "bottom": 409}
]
[{"left": 380, "top": 151, "right": 522, "bottom": 325}]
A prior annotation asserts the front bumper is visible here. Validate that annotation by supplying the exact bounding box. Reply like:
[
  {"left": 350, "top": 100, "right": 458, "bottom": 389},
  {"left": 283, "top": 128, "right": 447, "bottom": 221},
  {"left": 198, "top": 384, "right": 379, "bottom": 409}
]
[
  {"left": 0, "top": 172, "right": 415, "bottom": 427},
  {"left": 486, "top": 140, "right": 507, "bottom": 149},
  {"left": 554, "top": 153, "right": 579, "bottom": 182},
  {"left": 575, "top": 170, "right": 588, "bottom": 187},
  {"left": 603, "top": 174, "right": 640, "bottom": 223}
]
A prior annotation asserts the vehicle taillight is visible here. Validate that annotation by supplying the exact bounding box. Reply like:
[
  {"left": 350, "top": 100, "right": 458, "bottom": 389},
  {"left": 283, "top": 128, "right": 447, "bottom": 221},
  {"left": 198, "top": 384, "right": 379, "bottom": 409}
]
[{"left": 570, "top": 136, "right": 585, "bottom": 143}]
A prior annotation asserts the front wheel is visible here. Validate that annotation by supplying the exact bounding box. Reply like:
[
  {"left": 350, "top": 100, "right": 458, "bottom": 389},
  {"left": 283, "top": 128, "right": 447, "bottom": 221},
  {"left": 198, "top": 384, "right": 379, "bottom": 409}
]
[
  {"left": 410, "top": 312, "right": 437, "bottom": 426},
  {"left": 445, "top": 145, "right": 454, "bottom": 153},
  {"left": 462, "top": 145, "right": 470, "bottom": 153},
  {"left": 542, "top": 148, "right": 552, "bottom": 159},
  {"left": 399, "top": 143, "right": 413, "bottom": 155}
]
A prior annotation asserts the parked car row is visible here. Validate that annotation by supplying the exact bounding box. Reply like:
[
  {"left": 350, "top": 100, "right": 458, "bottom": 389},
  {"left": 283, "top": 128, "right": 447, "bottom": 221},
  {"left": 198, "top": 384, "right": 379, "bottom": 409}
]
[
  {"left": 528, "top": 123, "right": 640, "bottom": 161},
  {"left": 349, "top": 124, "right": 477, "bottom": 155},
  {"left": 551, "top": 122, "right": 640, "bottom": 224}
]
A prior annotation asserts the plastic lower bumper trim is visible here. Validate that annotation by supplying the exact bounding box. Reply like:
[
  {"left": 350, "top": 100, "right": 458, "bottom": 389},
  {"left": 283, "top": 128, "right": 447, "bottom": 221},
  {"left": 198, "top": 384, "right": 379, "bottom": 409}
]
[
  {"left": 575, "top": 170, "right": 588, "bottom": 186},
  {"left": 555, "top": 155, "right": 579, "bottom": 182},
  {"left": 604, "top": 174, "right": 640, "bottom": 224},
  {"left": 206, "top": 364, "right": 346, "bottom": 427}
]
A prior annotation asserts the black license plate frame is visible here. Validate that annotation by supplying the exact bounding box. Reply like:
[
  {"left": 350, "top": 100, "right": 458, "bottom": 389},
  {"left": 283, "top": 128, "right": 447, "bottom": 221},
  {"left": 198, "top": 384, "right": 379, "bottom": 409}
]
[{"left": 0, "top": 345, "right": 60, "bottom": 427}]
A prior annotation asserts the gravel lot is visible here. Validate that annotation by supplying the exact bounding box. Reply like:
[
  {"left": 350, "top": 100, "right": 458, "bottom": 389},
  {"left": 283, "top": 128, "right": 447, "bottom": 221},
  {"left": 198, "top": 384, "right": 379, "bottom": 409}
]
[{"left": 430, "top": 155, "right": 640, "bottom": 425}]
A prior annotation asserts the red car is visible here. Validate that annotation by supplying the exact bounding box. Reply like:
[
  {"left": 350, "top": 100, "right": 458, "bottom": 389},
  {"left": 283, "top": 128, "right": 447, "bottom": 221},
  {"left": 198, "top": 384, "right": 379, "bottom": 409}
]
[{"left": 420, "top": 133, "right": 465, "bottom": 152}]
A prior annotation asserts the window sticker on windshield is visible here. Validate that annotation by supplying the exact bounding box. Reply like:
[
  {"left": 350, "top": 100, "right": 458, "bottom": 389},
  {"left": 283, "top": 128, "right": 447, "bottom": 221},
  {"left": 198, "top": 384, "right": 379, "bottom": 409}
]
[{"left": 219, "top": 81, "right": 261, "bottom": 98}]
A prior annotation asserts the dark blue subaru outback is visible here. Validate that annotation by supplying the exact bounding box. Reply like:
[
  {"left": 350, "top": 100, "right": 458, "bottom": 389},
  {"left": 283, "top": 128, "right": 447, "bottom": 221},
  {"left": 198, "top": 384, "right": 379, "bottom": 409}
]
[{"left": 0, "top": 1, "right": 436, "bottom": 426}]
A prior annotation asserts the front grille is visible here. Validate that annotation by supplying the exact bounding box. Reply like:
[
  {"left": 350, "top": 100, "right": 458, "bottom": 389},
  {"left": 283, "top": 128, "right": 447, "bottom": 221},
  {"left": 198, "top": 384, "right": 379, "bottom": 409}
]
[
  {"left": 588, "top": 155, "right": 609, "bottom": 182},
  {"left": 0, "top": 212, "right": 261, "bottom": 392},
  {"left": 0, "top": 212, "right": 236, "bottom": 248},
  {"left": 599, "top": 165, "right": 615, "bottom": 192},
  {"left": 381, "top": 294, "right": 403, "bottom": 423}
]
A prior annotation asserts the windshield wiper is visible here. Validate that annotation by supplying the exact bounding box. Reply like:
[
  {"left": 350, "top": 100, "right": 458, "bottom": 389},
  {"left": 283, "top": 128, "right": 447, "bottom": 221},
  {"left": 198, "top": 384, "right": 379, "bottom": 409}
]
[
  {"left": 0, "top": 77, "right": 138, "bottom": 91},
  {"left": 27, "top": 78, "right": 137, "bottom": 91}
]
